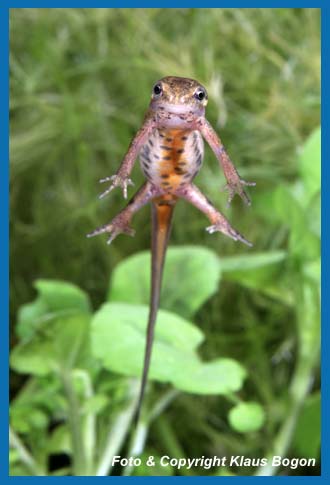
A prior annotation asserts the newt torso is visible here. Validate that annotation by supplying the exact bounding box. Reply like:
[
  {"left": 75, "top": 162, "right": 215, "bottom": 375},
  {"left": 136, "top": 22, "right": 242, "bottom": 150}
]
[{"left": 140, "top": 128, "right": 204, "bottom": 192}]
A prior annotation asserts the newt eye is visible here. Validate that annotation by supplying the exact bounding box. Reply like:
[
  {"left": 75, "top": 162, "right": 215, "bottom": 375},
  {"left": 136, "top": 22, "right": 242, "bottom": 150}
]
[
  {"left": 194, "top": 87, "right": 207, "bottom": 101},
  {"left": 153, "top": 83, "right": 163, "bottom": 97}
]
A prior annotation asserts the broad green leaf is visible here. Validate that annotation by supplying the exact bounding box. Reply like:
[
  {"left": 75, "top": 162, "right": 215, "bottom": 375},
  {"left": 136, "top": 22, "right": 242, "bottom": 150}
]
[
  {"left": 299, "top": 127, "right": 321, "bottom": 201},
  {"left": 11, "top": 314, "right": 91, "bottom": 375},
  {"left": 10, "top": 339, "right": 55, "bottom": 376},
  {"left": 228, "top": 402, "right": 265, "bottom": 433},
  {"left": 292, "top": 392, "right": 320, "bottom": 459},
  {"left": 91, "top": 303, "right": 202, "bottom": 382},
  {"left": 174, "top": 358, "right": 246, "bottom": 395},
  {"left": 108, "top": 246, "right": 221, "bottom": 318},
  {"left": 91, "top": 303, "right": 246, "bottom": 395},
  {"left": 17, "top": 279, "right": 91, "bottom": 340}
]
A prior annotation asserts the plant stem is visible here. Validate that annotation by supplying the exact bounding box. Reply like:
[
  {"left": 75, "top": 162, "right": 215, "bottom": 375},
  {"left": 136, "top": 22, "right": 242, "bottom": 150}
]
[
  {"left": 61, "top": 370, "right": 86, "bottom": 476},
  {"left": 122, "top": 422, "right": 148, "bottom": 476},
  {"left": 95, "top": 379, "right": 140, "bottom": 476},
  {"left": 123, "top": 389, "right": 179, "bottom": 476},
  {"left": 73, "top": 369, "right": 96, "bottom": 475},
  {"left": 255, "top": 354, "right": 319, "bottom": 476},
  {"left": 9, "top": 426, "right": 45, "bottom": 476}
]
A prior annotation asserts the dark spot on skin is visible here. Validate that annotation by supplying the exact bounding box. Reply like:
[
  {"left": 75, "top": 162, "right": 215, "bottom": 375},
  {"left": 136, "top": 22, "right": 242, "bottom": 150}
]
[
  {"left": 196, "top": 154, "right": 202, "bottom": 166},
  {"left": 154, "top": 153, "right": 160, "bottom": 159},
  {"left": 160, "top": 145, "right": 172, "bottom": 151},
  {"left": 177, "top": 148, "right": 184, "bottom": 154},
  {"left": 178, "top": 161, "right": 186, "bottom": 166},
  {"left": 159, "top": 132, "right": 165, "bottom": 138},
  {"left": 175, "top": 167, "right": 185, "bottom": 175},
  {"left": 149, "top": 139, "right": 154, "bottom": 147},
  {"left": 181, "top": 135, "right": 188, "bottom": 141},
  {"left": 163, "top": 156, "right": 171, "bottom": 160},
  {"left": 162, "top": 181, "right": 170, "bottom": 186},
  {"left": 166, "top": 137, "right": 173, "bottom": 142},
  {"left": 141, "top": 156, "right": 150, "bottom": 165},
  {"left": 161, "top": 174, "right": 170, "bottom": 179},
  {"left": 143, "top": 145, "right": 150, "bottom": 156},
  {"left": 183, "top": 172, "right": 191, "bottom": 179}
]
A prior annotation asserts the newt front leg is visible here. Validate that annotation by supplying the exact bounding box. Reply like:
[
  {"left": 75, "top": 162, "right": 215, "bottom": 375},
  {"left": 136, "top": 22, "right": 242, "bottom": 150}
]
[
  {"left": 199, "top": 118, "right": 255, "bottom": 206},
  {"left": 99, "top": 115, "right": 156, "bottom": 199}
]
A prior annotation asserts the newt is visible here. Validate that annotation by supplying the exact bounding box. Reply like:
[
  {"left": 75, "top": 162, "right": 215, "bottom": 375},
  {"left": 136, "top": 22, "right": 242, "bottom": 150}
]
[{"left": 87, "top": 76, "right": 255, "bottom": 423}]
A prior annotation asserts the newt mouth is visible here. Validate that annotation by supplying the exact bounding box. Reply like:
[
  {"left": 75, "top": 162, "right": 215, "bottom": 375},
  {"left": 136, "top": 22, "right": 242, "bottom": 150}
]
[{"left": 150, "top": 101, "right": 204, "bottom": 116}]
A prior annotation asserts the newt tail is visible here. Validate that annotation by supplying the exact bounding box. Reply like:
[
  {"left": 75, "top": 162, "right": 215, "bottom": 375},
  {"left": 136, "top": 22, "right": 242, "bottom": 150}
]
[{"left": 134, "top": 196, "right": 176, "bottom": 424}]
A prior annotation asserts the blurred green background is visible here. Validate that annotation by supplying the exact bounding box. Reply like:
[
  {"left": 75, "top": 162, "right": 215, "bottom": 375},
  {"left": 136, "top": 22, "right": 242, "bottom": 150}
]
[{"left": 10, "top": 8, "right": 320, "bottom": 477}]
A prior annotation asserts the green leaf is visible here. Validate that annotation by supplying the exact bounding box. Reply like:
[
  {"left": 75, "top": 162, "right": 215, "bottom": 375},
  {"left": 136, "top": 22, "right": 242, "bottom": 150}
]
[
  {"left": 10, "top": 339, "right": 55, "bottom": 376},
  {"left": 228, "top": 401, "right": 265, "bottom": 433},
  {"left": 91, "top": 303, "right": 202, "bottom": 381},
  {"left": 81, "top": 394, "right": 108, "bottom": 415},
  {"left": 292, "top": 392, "right": 320, "bottom": 459},
  {"left": 299, "top": 126, "right": 321, "bottom": 201},
  {"left": 17, "top": 279, "right": 91, "bottom": 340},
  {"left": 108, "top": 246, "right": 221, "bottom": 318},
  {"left": 91, "top": 303, "right": 246, "bottom": 395},
  {"left": 48, "top": 425, "right": 71, "bottom": 455},
  {"left": 174, "top": 358, "right": 246, "bottom": 395},
  {"left": 10, "top": 404, "right": 48, "bottom": 433},
  {"left": 11, "top": 314, "right": 91, "bottom": 375}
]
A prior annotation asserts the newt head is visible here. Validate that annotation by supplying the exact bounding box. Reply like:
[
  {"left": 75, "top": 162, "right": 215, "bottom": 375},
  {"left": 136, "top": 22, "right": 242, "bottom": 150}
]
[{"left": 149, "top": 76, "right": 208, "bottom": 127}]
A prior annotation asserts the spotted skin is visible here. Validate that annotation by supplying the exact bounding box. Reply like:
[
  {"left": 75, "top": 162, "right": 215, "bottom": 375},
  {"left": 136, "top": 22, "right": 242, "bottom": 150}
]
[
  {"left": 87, "top": 76, "right": 255, "bottom": 425},
  {"left": 140, "top": 129, "right": 204, "bottom": 192}
]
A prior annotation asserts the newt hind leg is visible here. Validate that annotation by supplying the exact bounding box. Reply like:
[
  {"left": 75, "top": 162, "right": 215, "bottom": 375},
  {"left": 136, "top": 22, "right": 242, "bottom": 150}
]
[
  {"left": 176, "top": 183, "right": 252, "bottom": 247},
  {"left": 87, "top": 182, "right": 161, "bottom": 244}
]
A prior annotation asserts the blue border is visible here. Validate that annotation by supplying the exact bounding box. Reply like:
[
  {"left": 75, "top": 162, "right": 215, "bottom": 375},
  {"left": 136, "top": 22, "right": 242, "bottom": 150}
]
[
  {"left": 5, "top": 1, "right": 325, "bottom": 7},
  {"left": 4, "top": 2, "right": 326, "bottom": 482},
  {"left": 2, "top": 3, "right": 9, "bottom": 480}
]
